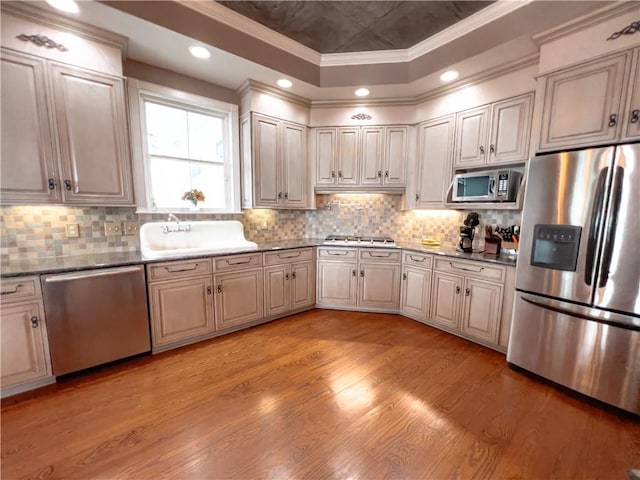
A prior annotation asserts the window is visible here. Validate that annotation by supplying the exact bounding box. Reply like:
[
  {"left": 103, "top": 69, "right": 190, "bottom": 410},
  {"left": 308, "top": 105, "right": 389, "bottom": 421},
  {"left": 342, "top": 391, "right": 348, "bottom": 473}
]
[{"left": 128, "top": 79, "right": 241, "bottom": 213}]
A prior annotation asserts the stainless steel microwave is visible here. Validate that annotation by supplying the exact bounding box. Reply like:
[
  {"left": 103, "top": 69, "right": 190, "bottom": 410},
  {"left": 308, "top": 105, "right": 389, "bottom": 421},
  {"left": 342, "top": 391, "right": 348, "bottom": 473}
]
[{"left": 452, "top": 169, "right": 522, "bottom": 202}]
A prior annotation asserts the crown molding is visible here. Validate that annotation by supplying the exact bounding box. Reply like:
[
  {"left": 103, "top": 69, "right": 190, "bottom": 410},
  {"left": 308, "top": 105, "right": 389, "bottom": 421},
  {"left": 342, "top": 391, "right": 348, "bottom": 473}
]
[
  {"left": 238, "top": 79, "right": 312, "bottom": 108},
  {"left": 532, "top": 1, "right": 637, "bottom": 45}
]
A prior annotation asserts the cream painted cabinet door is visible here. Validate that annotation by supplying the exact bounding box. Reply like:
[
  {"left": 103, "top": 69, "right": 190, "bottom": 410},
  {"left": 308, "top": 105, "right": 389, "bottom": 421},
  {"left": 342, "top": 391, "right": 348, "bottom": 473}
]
[
  {"left": 430, "top": 272, "right": 463, "bottom": 329},
  {"left": 358, "top": 262, "right": 401, "bottom": 310},
  {"left": 383, "top": 126, "right": 408, "bottom": 186},
  {"left": 1, "top": 301, "right": 52, "bottom": 390},
  {"left": 264, "top": 264, "right": 289, "bottom": 317},
  {"left": 291, "top": 261, "right": 315, "bottom": 310},
  {"left": 622, "top": 48, "right": 640, "bottom": 141},
  {"left": 460, "top": 278, "right": 502, "bottom": 344},
  {"left": 281, "top": 121, "right": 308, "bottom": 208},
  {"left": 0, "top": 50, "right": 60, "bottom": 204},
  {"left": 49, "top": 63, "right": 133, "bottom": 205},
  {"left": 454, "top": 106, "right": 490, "bottom": 168},
  {"left": 337, "top": 127, "right": 359, "bottom": 185},
  {"left": 538, "top": 52, "right": 629, "bottom": 151},
  {"left": 400, "top": 266, "right": 431, "bottom": 320},
  {"left": 314, "top": 128, "right": 337, "bottom": 185},
  {"left": 359, "top": 127, "right": 384, "bottom": 186},
  {"left": 316, "top": 261, "right": 358, "bottom": 306},
  {"left": 148, "top": 276, "right": 215, "bottom": 350},
  {"left": 252, "top": 114, "right": 280, "bottom": 207},
  {"left": 214, "top": 268, "right": 264, "bottom": 330},
  {"left": 488, "top": 93, "right": 533, "bottom": 165},
  {"left": 415, "top": 116, "right": 454, "bottom": 207}
]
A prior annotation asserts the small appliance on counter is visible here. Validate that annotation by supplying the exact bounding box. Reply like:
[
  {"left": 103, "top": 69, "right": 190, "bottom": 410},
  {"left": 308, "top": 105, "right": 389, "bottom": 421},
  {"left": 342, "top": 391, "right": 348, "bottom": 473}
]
[{"left": 459, "top": 212, "right": 479, "bottom": 252}]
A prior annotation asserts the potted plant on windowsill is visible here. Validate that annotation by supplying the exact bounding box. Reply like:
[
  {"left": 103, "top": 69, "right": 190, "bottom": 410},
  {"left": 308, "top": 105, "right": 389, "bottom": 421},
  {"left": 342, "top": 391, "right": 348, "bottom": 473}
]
[{"left": 181, "top": 189, "right": 205, "bottom": 211}]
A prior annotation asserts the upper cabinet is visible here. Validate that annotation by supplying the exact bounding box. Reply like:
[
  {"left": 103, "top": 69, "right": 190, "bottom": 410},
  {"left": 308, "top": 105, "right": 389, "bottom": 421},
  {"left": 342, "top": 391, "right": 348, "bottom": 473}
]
[
  {"left": 537, "top": 47, "right": 640, "bottom": 151},
  {"left": 454, "top": 93, "right": 534, "bottom": 168},
  {"left": 312, "top": 125, "right": 409, "bottom": 192},
  {"left": 242, "top": 112, "right": 311, "bottom": 209},
  {"left": 0, "top": 6, "right": 133, "bottom": 206}
]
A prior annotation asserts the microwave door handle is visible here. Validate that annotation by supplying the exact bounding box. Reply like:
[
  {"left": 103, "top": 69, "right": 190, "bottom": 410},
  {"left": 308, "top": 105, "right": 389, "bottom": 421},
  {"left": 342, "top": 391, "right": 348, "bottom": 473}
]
[
  {"left": 584, "top": 168, "right": 609, "bottom": 286},
  {"left": 489, "top": 177, "right": 496, "bottom": 196}
]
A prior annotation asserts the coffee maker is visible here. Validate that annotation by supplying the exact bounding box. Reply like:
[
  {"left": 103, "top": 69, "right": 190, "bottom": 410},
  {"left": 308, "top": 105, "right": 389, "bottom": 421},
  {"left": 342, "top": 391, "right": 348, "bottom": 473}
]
[{"left": 459, "top": 212, "right": 479, "bottom": 252}]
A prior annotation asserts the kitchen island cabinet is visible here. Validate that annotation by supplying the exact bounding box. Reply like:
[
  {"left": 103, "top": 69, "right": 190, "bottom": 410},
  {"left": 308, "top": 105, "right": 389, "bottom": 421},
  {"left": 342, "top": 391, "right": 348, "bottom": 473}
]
[{"left": 0, "top": 276, "right": 54, "bottom": 398}]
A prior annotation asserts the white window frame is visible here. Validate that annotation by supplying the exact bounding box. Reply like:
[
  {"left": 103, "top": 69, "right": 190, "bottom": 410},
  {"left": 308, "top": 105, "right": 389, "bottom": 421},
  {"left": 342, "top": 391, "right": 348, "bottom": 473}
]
[{"left": 127, "top": 78, "right": 241, "bottom": 213}]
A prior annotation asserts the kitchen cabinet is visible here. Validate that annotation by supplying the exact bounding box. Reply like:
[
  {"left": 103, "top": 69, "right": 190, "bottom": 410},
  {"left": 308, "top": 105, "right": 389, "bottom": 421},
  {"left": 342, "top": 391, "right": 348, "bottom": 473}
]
[
  {"left": 399, "top": 251, "right": 433, "bottom": 322},
  {"left": 1, "top": 276, "right": 54, "bottom": 398},
  {"left": 244, "top": 113, "right": 310, "bottom": 209},
  {"left": 0, "top": 50, "right": 133, "bottom": 205},
  {"left": 413, "top": 115, "right": 455, "bottom": 208},
  {"left": 537, "top": 47, "right": 640, "bottom": 151},
  {"left": 147, "top": 259, "right": 215, "bottom": 353},
  {"left": 313, "top": 125, "right": 409, "bottom": 191},
  {"left": 264, "top": 248, "right": 315, "bottom": 318},
  {"left": 213, "top": 253, "right": 264, "bottom": 330},
  {"left": 316, "top": 247, "right": 401, "bottom": 312},
  {"left": 454, "top": 93, "right": 533, "bottom": 168}
]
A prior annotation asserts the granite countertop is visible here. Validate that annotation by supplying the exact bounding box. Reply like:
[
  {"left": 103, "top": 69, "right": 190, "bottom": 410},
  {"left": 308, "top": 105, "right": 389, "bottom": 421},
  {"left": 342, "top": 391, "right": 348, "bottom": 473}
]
[{"left": 0, "top": 238, "right": 517, "bottom": 278}]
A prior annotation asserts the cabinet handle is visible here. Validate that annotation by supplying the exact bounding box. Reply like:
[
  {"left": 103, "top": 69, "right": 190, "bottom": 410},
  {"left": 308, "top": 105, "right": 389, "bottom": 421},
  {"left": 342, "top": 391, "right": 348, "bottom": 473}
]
[
  {"left": 631, "top": 109, "right": 639, "bottom": 124},
  {"left": 327, "top": 250, "right": 349, "bottom": 256},
  {"left": 449, "top": 262, "right": 484, "bottom": 273},
  {"left": 30, "top": 316, "right": 39, "bottom": 328},
  {"left": 415, "top": 194, "right": 420, "bottom": 201},
  {"left": 207, "top": 286, "right": 212, "bottom": 295},
  {"left": 465, "top": 288, "right": 471, "bottom": 296},
  {"left": 64, "top": 179, "right": 72, "bottom": 191},
  {"left": 225, "top": 258, "right": 253, "bottom": 265},
  {"left": 284, "top": 192, "right": 289, "bottom": 200},
  {"left": 291, "top": 272, "right": 297, "bottom": 279},
  {"left": 352, "top": 269, "right": 357, "bottom": 277},
  {"left": 385, "top": 170, "right": 389, "bottom": 178},
  {"left": 48, "top": 178, "right": 56, "bottom": 190},
  {"left": 217, "top": 285, "right": 223, "bottom": 294},
  {"left": 456, "top": 286, "right": 461, "bottom": 294},
  {"left": 377, "top": 170, "right": 382, "bottom": 178},
  {"left": 278, "top": 192, "right": 282, "bottom": 199},
  {"left": 165, "top": 264, "right": 198, "bottom": 273},
  {"left": 277, "top": 252, "right": 301, "bottom": 259},
  {"left": 402, "top": 272, "right": 407, "bottom": 280},
  {"left": 338, "top": 171, "right": 343, "bottom": 178},
  {"left": 367, "top": 252, "right": 391, "bottom": 258},
  {"left": 360, "top": 270, "right": 365, "bottom": 277},
  {"left": 331, "top": 170, "right": 336, "bottom": 178},
  {"left": 409, "top": 255, "right": 426, "bottom": 262},
  {"left": 285, "top": 273, "right": 290, "bottom": 280},
  {"left": 0, "top": 284, "right": 22, "bottom": 295},
  {"left": 608, "top": 114, "right": 617, "bottom": 127},
  {"left": 479, "top": 146, "right": 485, "bottom": 155},
  {"left": 489, "top": 144, "right": 495, "bottom": 154}
]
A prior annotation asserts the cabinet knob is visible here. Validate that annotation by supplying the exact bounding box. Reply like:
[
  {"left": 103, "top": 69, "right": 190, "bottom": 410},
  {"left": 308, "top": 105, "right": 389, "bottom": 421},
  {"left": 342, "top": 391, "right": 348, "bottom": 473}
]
[
  {"left": 402, "top": 272, "right": 407, "bottom": 280},
  {"left": 291, "top": 272, "right": 297, "bottom": 279},
  {"left": 217, "top": 285, "right": 223, "bottom": 294},
  {"left": 608, "top": 113, "right": 617, "bottom": 127},
  {"left": 278, "top": 192, "right": 282, "bottom": 199},
  {"left": 331, "top": 170, "right": 336, "bottom": 178},
  {"left": 352, "top": 269, "right": 357, "bottom": 277},
  {"left": 48, "top": 178, "right": 56, "bottom": 190},
  {"left": 377, "top": 170, "right": 382, "bottom": 178},
  {"left": 285, "top": 273, "right": 290, "bottom": 280},
  {"left": 384, "top": 170, "right": 389, "bottom": 178},
  {"left": 284, "top": 192, "right": 289, "bottom": 200},
  {"left": 64, "top": 179, "right": 72, "bottom": 191},
  {"left": 465, "top": 288, "right": 471, "bottom": 296},
  {"left": 338, "top": 171, "right": 343, "bottom": 178},
  {"left": 415, "top": 194, "right": 420, "bottom": 201},
  {"left": 489, "top": 144, "right": 495, "bottom": 154},
  {"left": 631, "top": 109, "right": 639, "bottom": 124},
  {"left": 30, "top": 316, "right": 39, "bottom": 328},
  {"left": 360, "top": 270, "right": 365, "bottom": 277},
  {"left": 456, "top": 286, "right": 461, "bottom": 294},
  {"left": 207, "top": 286, "right": 212, "bottom": 295}
]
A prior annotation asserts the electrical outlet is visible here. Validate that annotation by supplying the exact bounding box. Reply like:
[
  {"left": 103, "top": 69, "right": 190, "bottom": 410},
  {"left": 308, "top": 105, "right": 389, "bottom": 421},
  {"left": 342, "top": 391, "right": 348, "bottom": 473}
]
[
  {"left": 65, "top": 223, "right": 79, "bottom": 238},
  {"left": 123, "top": 222, "right": 139, "bottom": 236},
  {"left": 104, "top": 222, "right": 121, "bottom": 236},
  {"left": 261, "top": 221, "right": 268, "bottom": 230}
]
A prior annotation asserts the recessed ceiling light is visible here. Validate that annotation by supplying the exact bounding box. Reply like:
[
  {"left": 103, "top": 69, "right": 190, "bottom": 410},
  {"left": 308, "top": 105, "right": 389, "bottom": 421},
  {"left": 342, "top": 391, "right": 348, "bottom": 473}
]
[
  {"left": 355, "top": 88, "right": 370, "bottom": 97},
  {"left": 440, "top": 70, "right": 459, "bottom": 82},
  {"left": 188, "top": 45, "right": 211, "bottom": 59},
  {"left": 46, "top": 0, "right": 79, "bottom": 13},
  {"left": 277, "top": 79, "right": 293, "bottom": 88}
]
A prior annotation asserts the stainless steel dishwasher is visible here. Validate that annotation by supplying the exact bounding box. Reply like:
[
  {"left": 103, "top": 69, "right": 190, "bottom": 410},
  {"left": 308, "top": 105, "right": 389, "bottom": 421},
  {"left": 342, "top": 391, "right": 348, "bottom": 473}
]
[{"left": 41, "top": 265, "right": 150, "bottom": 376}]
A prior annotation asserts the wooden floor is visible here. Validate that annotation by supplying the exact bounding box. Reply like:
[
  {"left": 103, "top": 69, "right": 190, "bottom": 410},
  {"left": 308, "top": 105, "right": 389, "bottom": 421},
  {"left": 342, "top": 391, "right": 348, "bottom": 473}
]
[{"left": 2, "top": 309, "right": 639, "bottom": 479}]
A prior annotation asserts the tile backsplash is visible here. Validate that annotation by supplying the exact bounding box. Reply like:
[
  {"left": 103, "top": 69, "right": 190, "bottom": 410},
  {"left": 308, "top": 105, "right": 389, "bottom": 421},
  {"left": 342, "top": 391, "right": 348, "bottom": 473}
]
[{"left": 0, "top": 197, "right": 521, "bottom": 262}]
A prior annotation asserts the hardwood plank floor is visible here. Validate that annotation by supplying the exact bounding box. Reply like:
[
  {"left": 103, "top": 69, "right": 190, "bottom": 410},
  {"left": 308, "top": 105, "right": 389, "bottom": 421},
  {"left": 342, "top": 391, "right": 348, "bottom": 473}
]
[{"left": 2, "top": 309, "right": 639, "bottom": 479}]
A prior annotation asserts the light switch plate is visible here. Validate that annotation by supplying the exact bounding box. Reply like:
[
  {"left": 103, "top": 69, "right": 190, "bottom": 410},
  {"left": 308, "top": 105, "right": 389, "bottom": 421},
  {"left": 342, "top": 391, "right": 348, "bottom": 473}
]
[
  {"left": 65, "top": 223, "right": 79, "bottom": 238},
  {"left": 123, "top": 222, "right": 139, "bottom": 236},
  {"left": 104, "top": 222, "right": 121, "bottom": 236}
]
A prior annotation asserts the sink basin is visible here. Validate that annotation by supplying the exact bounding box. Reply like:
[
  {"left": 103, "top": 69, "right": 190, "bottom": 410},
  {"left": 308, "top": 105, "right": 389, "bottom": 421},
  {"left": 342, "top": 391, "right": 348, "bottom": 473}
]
[{"left": 140, "top": 220, "right": 258, "bottom": 259}]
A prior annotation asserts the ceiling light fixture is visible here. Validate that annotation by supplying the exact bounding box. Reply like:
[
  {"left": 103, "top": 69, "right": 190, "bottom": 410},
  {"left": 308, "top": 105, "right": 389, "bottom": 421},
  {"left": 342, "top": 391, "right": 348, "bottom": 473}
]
[
  {"left": 277, "top": 79, "right": 293, "bottom": 88},
  {"left": 355, "top": 88, "right": 370, "bottom": 97},
  {"left": 440, "top": 70, "right": 459, "bottom": 82},
  {"left": 188, "top": 45, "right": 211, "bottom": 59},
  {"left": 46, "top": 0, "right": 79, "bottom": 13}
]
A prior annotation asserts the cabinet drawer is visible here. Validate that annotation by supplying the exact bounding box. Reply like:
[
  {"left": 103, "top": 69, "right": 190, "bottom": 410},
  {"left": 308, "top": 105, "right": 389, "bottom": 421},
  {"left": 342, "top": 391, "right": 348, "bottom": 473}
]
[
  {"left": 264, "top": 248, "right": 314, "bottom": 265},
  {"left": 0, "top": 276, "right": 41, "bottom": 303},
  {"left": 359, "top": 249, "right": 401, "bottom": 263},
  {"left": 402, "top": 251, "right": 433, "bottom": 268},
  {"left": 214, "top": 253, "right": 263, "bottom": 272},
  {"left": 147, "top": 259, "right": 212, "bottom": 282},
  {"left": 317, "top": 247, "right": 357, "bottom": 260},
  {"left": 433, "top": 257, "right": 505, "bottom": 282}
]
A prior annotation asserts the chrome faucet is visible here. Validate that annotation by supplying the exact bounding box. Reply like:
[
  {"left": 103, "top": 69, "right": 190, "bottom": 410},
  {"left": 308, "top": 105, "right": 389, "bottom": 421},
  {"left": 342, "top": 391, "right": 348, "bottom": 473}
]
[{"left": 167, "top": 213, "right": 180, "bottom": 223}]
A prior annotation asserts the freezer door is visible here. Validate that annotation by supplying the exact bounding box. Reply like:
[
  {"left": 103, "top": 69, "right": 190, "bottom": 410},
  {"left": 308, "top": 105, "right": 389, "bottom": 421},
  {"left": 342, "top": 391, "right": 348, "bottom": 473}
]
[
  {"left": 593, "top": 143, "right": 640, "bottom": 316},
  {"left": 508, "top": 292, "right": 640, "bottom": 415},
  {"left": 516, "top": 147, "right": 615, "bottom": 305}
]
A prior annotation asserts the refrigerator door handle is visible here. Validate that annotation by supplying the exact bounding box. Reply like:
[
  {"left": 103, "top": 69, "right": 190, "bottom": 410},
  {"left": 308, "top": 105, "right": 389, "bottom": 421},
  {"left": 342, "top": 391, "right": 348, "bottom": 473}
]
[
  {"left": 584, "top": 168, "right": 608, "bottom": 286},
  {"left": 597, "top": 166, "right": 624, "bottom": 288}
]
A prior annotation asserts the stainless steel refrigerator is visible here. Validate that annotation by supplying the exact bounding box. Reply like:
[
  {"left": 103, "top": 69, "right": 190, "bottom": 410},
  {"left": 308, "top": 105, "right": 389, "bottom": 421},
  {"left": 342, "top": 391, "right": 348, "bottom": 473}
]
[{"left": 508, "top": 143, "right": 640, "bottom": 415}]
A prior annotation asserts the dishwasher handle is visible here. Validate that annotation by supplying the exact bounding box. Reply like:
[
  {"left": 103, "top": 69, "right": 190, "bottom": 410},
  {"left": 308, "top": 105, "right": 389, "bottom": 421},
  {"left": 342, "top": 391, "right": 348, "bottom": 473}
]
[{"left": 42, "top": 265, "right": 143, "bottom": 283}]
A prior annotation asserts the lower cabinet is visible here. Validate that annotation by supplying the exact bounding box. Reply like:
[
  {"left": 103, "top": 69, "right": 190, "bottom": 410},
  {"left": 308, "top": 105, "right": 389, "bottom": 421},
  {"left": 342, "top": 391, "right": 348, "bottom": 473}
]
[
  {"left": 264, "top": 248, "right": 315, "bottom": 317},
  {"left": 399, "top": 251, "right": 433, "bottom": 321},
  {"left": 0, "top": 276, "right": 54, "bottom": 397}
]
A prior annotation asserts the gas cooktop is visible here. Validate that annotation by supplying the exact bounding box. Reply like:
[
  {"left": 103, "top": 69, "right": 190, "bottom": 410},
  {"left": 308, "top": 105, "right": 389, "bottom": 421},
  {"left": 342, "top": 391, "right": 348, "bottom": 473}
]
[{"left": 323, "top": 235, "right": 397, "bottom": 246}]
